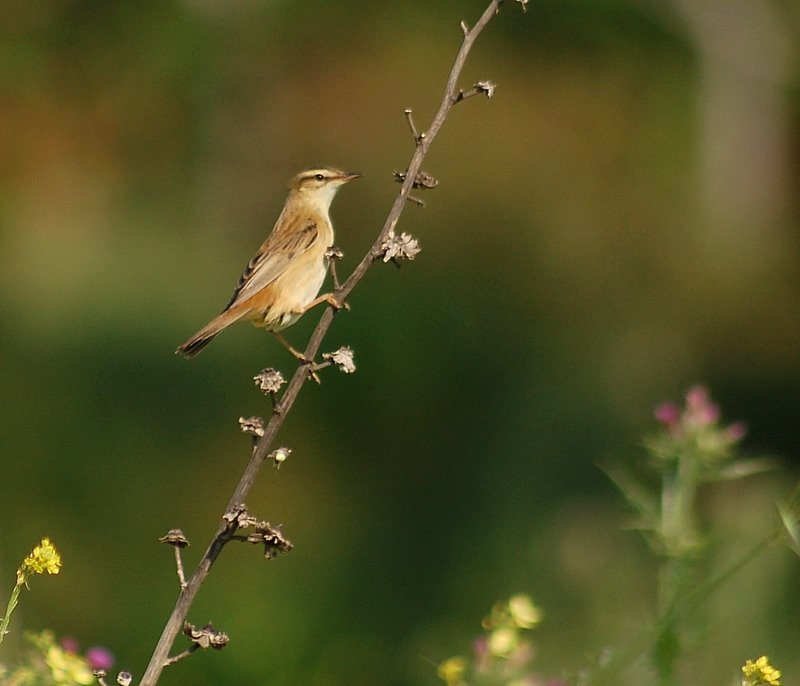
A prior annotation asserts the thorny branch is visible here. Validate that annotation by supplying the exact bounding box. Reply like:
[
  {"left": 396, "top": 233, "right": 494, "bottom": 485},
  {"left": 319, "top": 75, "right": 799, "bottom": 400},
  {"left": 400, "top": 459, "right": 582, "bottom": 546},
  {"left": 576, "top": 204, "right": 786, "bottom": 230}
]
[{"left": 138, "top": 2, "right": 524, "bottom": 684}]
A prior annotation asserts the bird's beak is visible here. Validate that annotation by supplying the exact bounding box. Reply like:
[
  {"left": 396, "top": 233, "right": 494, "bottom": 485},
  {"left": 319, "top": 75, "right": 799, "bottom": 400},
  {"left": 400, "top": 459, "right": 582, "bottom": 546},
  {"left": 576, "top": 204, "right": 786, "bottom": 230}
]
[{"left": 340, "top": 171, "right": 363, "bottom": 183}]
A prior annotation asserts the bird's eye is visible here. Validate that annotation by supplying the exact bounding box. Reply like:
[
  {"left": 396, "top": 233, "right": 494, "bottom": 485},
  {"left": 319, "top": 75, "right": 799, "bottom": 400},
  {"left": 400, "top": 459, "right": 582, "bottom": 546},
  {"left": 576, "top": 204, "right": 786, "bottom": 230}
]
[{"left": 315, "top": 173, "right": 325, "bottom": 181}]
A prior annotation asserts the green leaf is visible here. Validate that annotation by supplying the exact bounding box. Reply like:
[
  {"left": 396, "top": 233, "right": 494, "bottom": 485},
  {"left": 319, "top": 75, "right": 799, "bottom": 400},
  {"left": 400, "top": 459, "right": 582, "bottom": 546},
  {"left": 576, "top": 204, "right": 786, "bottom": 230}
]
[
  {"left": 601, "top": 463, "right": 659, "bottom": 528},
  {"left": 778, "top": 503, "right": 800, "bottom": 556},
  {"left": 709, "top": 457, "right": 780, "bottom": 482}
]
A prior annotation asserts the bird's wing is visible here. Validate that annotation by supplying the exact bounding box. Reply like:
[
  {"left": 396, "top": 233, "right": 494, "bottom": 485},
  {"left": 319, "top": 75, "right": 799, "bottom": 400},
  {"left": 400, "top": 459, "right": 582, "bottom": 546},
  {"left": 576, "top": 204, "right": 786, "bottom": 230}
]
[{"left": 222, "top": 216, "right": 319, "bottom": 310}]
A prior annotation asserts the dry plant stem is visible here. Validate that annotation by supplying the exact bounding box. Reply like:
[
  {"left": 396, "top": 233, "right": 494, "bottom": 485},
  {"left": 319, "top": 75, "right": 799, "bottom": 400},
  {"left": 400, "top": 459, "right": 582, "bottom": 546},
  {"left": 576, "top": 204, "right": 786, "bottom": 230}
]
[
  {"left": 139, "top": 3, "right": 507, "bottom": 684},
  {"left": 163, "top": 646, "right": 198, "bottom": 667},
  {"left": 173, "top": 548, "right": 186, "bottom": 590}
]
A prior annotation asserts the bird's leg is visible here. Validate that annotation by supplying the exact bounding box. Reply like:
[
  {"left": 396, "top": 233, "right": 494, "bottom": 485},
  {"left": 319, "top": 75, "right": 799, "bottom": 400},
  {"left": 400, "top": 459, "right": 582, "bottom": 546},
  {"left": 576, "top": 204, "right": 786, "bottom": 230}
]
[
  {"left": 271, "top": 331, "right": 309, "bottom": 362},
  {"left": 303, "top": 292, "right": 350, "bottom": 313},
  {"left": 270, "top": 331, "right": 322, "bottom": 384}
]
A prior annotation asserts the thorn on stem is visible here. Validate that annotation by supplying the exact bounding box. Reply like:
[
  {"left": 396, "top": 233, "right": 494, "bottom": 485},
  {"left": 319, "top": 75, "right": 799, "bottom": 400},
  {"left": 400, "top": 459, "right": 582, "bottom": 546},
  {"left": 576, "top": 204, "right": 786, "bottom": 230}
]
[{"left": 306, "top": 368, "right": 322, "bottom": 386}]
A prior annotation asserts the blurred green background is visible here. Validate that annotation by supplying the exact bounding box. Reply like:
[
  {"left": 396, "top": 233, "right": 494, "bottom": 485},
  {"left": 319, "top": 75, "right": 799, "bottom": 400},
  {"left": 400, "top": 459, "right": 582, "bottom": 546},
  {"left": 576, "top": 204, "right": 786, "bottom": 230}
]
[{"left": 2, "top": 0, "right": 799, "bottom": 684}]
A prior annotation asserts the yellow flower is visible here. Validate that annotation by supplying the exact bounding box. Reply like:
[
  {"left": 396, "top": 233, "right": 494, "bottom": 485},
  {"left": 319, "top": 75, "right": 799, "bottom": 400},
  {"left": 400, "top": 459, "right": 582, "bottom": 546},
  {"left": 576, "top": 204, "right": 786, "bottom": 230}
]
[
  {"left": 742, "top": 656, "right": 781, "bottom": 686},
  {"left": 46, "top": 643, "right": 94, "bottom": 685},
  {"left": 508, "top": 594, "right": 543, "bottom": 629},
  {"left": 488, "top": 627, "right": 518, "bottom": 657},
  {"left": 437, "top": 656, "right": 467, "bottom": 685},
  {"left": 483, "top": 594, "right": 543, "bottom": 633},
  {"left": 17, "top": 538, "right": 62, "bottom": 584}
]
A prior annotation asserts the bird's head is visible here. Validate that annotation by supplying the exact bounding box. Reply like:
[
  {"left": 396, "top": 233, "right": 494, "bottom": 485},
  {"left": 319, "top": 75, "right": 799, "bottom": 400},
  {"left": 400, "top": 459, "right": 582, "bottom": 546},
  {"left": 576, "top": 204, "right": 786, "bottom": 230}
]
[{"left": 290, "top": 167, "right": 362, "bottom": 211}]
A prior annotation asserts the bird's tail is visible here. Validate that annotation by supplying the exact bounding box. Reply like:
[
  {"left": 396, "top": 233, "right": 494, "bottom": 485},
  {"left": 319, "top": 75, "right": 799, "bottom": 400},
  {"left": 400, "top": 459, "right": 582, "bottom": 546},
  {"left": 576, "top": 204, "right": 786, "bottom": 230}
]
[
  {"left": 176, "top": 330, "right": 218, "bottom": 358},
  {"left": 176, "top": 309, "right": 245, "bottom": 359}
]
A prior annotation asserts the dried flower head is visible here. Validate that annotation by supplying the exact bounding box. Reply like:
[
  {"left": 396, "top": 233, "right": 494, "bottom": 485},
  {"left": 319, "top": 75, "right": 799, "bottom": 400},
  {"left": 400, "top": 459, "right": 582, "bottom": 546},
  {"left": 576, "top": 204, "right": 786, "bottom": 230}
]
[
  {"left": 475, "top": 80, "right": 497, "bottom": 98},
  {"left": 239, "top": 416, "right": 266, "bottom": 437},
  {"left": 159, "top": 529, "right": 190, "bottom": 548},
  {"left": 323, "top": 346, "right": 356, "bottom": 374},
  {"left": 239, "top": 521, "right": 294, "bottom": 559},
  {"left": 379, "top": 231, "right": 421, "bottom": 263},
  {"left": 269, "top": 446, "right": 292, "bottom": 467},
  {"left": 183, "top": 622, "right": 229, "bottom": 650},
  {"left": 393, "top": 169, "right": 439, "bottom": 190},
  {"left": 253, "top": 368, "right": 286, "bottom": 394},
  {"left": 222, "top": 503, "right": 248, "bottom": 524}
]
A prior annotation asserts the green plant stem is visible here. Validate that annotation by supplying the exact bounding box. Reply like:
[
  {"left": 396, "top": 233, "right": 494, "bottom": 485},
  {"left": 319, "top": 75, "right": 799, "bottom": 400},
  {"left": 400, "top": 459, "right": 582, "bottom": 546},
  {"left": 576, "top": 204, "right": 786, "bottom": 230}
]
[
  {"left": 0, "top": 581, "right": 23, "bottom": 645},
  {"left": 654, "top": 448, "right": 701, "bottom": 685},
  {"left": 590, "top": 522, "right": 784, "bottom": 686}
]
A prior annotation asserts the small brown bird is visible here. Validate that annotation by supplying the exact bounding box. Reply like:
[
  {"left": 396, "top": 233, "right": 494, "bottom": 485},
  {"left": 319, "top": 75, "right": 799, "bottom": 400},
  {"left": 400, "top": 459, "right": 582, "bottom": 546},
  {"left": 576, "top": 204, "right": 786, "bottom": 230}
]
[{"left": 176, "top": 167, "right": 361, "bottom": 359}]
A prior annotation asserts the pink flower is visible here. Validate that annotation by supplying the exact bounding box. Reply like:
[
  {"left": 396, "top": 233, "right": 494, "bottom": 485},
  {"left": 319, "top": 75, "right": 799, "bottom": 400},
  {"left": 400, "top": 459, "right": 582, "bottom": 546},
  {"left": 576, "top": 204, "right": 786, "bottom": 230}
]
[
  {"left": 725, "top": 421, "right": 748, "bottom": 442},
  {"left": 654, "top": 402, "right": 681, "bottom": 427},
  {"left": 685, "top": 385, "right": 719, "bottom": 425},
  {"left": 60, "top": 636, "right": 80, "bottom": 653},
  {"left": 86, "top": 646, "right": 115, "bottom": 671},
  {"left": 685, "top": 385, "right": 710, "bottom": 409}
]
